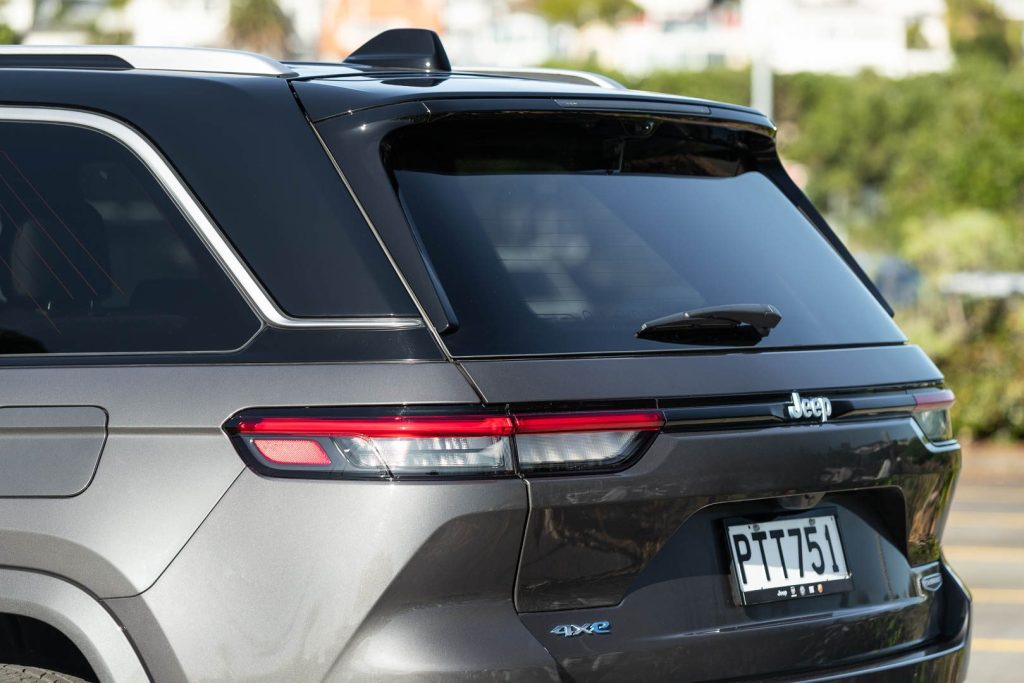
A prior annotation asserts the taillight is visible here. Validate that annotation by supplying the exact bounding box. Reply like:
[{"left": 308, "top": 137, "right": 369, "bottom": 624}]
[
  {"left": 226, "top": 410, "right": 665, "bottom": 480},
  {"left": 233, "top": 415, "right": 514, "bottom": 479},
  {"left": 912, "top": 389, "right": 955, "bottom": 442},
  {"left": 514, "top": 411, "right": 663, "bottom": 474}
]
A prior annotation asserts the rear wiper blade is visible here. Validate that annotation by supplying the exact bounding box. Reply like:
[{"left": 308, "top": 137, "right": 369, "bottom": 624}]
[{"left": 636, "top": 304, "right": 782, "bottom": 343}]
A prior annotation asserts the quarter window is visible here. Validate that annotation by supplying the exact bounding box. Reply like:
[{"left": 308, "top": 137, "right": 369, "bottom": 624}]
[{"left": 0, "top": 121, "right": 259, "bottom": 354}]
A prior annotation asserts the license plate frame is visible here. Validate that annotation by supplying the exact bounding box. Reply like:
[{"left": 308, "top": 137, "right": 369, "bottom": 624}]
[{"left": 724, "top": 508, "right": 853, "bottom": 606}]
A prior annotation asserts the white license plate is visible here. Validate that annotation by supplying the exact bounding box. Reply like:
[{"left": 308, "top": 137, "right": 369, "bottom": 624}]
[{"left": 725, "top": 512, "right": 852, "bottom": 605}]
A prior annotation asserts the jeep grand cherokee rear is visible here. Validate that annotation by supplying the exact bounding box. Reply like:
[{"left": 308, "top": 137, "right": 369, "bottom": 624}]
[
  {"left": 289, "top": 93, "right": 968, "bottom": 680},
  {"left": 0, "top": 29, "right": 967, "bottom": 683}
]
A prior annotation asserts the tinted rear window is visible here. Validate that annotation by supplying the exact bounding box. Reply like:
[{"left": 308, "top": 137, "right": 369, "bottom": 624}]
[{"left": 385, "top": 115, "right": 903, "bottom": 357}]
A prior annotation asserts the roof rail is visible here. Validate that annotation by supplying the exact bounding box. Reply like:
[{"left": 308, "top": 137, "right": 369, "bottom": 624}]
[
  {"left": 338, "top": 29, "right": 622, "bottom": 89},
  {"left": 0, "top": 46, "right": 297, "bottom": 77},
  {"left": 455, "top": 66, "right": 625, "bottom": 90}
]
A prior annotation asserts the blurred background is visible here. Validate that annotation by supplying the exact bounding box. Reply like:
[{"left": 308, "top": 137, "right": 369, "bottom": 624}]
[{"left": 1, "top": 0, "right": 1022, "bottom": 677}]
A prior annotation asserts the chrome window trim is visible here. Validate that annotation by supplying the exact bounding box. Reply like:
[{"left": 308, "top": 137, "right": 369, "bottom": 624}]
[
  {"left": 0, "top": 107, "right": 423, "bottom": 330},
  {"left": 0, "top": 46, "right": 297, "bottom": 77}
]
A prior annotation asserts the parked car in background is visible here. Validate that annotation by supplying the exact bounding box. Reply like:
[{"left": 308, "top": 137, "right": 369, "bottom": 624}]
[{"left": 0, "top": 29, "right": 967, "bottom": 682}]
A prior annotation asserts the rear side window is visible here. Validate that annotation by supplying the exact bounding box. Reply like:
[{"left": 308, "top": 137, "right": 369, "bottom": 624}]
[
  {"left": 0, "top": 121, "right": 259, "bottom": 354},
  {"left": 384, "top": 114, "right": 904, "bottom": 357}
]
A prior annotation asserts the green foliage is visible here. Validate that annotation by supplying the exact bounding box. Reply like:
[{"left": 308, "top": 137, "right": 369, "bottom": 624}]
[
  {"left": 902, "top": 297, "right": 1024, "bottom": 439},
  {"left": 947, "top": 0, "right": 1019, "bottom": 66},
  {"left": 528, "top": 0, "right": 641, "bottom": 27},
  {"left": 543, "top": 61, "right": 752, "bottom": 104},
  {"left": 0, "top": 24, "right": 19, "bottom": 44},
  {"left": 86, "top": 26, "right": 131, "bottom": 44},
  {"left": 633, "top": 67, "right": 752, "bottom": 107},
  {"left": 903, "top": 210, "right": 1024, "bottom": 275},
  {"left": 0, "top": 0, "right": 18, "bottom": 44},
  {"left": 906, "top": 19, "right": 929, "bottom": 50},
  {"left": 227, "top": 0, "right": 293, "bottom": 57}
]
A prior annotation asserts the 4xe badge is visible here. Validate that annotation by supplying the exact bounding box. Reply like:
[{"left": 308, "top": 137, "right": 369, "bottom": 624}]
[
  {"left": 550, "top": 621, "right": 611, "bottom": 638},
  {"left": 785, "top": 392, "right": 833, "bottom": 423}
]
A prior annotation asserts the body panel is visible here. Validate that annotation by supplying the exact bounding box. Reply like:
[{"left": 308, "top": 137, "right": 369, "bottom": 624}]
[
  {"left": 107, "top": 471, "right": 540, "bottom": 682},
  {"left": 0, "top": 362, "right": 477, "bottom": 597},
  {"left": 0, "top": 568, "right": 148, "bottom": 682}
]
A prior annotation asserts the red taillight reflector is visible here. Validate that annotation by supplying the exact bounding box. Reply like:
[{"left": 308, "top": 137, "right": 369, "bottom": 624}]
[
  {"left": 514, "top": 411, "right": 665, "bottom": 434},
  {"left": 913, "top": 389, "right": 955, "bottom": 412},
  {"left": 237, "top": 416, "right": 515, "bottom": 438},
  {"left": 251, "top": 439, "right": 331, "bottom": 466}
]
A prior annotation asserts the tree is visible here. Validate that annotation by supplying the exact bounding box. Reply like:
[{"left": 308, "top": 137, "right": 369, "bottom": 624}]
[
  {"left": 946, "top": 0, "right": 1019, "bottom": 66},
  {"left": 226, "top": 0, "right": 293, "bottom": 58},
  {"left": 529, "top": 0, "right": 642, "bottom": 27},
  {"left": 0, "top": 0, "right": 18, "bottom": 44}
]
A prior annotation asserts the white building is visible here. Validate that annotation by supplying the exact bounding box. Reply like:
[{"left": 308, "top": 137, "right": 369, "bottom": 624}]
[
  {"left": 126, "top": 0, "right": 323, "bottom": 57},
  {"left": 742, "top": 0, "right": 951, "bottom": 77},
  {"left": 443, "top": 1, "right": 555, "bottom": 67},
  {"left": 2, "top": 0, "right": 323, "bottom": 57},
  {"left": 2, "top": 0, "right": 34, "bottom": 35},
  {"left": 1, "top": 0, "right": 955, "bottom": 77},
  {"left": 575, "top": 0, "right": 951, "bottom": 77}
]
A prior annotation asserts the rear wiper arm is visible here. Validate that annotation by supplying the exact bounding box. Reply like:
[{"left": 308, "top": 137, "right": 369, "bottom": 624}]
[{"left": 636, "top": 304, "right": 782, "bottom": 341}]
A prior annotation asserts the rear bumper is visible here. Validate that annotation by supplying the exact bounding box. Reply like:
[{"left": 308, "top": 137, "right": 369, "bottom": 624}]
[
  {"left": 108, "top": 556, "right": 969, "bottom": 682},
  {"left": 779, "top": 560, "right": 970, "bottom": 683},
  {"left": 782, "top": 640, "right": 967, "bottom": 682},
  {"left": 521, "top": 557, "right": 970, "bottom": 683}
]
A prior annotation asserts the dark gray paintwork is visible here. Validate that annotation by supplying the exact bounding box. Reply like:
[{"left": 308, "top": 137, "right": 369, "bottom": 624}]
[
  {"left": 0, "top": 407, "right": 106, "bottom": 497},
  {"left": 520, "top": 559, "right": 960, "bottom": 680},
  {"left": 0, "top": 51, "right": 969, "bottom": 683},
  {"left": 106, "top": 471, "right": 547, "bottom": 681},
  {"left": 515, "top": 417, "right": 959, "bottom": 612}
]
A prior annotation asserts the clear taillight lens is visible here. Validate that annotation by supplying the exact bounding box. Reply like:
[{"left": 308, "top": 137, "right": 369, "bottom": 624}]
[
  {"left": 335, "top": 435, "right": 512, "bottom": 477},
  {"left": 514, "top": 411, "right": 663, "bottom": 474},
  {"left": 228, "top": 410, "right": 664, "bottom": 479},
  {"left": 913, "top": 389, "right": 955, "bottom": 442}
]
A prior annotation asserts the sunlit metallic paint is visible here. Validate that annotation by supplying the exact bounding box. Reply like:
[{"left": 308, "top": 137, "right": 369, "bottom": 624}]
[
  {"left": 0, "top": 65, "right": 969, "bottom": 681},
  {"left": 0, "top": 569, "right": 147, "bottom": 682},
  {"left": 0, "top": 362, "right": 477, "bottom": 599},
  {"left": 106, "top": 472, "right": 552, "bottom": 681}
]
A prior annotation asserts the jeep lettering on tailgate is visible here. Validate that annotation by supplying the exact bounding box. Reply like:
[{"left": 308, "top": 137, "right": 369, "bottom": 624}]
[{"left": 785, "top": 392, "right": 833, "bottom": 422}]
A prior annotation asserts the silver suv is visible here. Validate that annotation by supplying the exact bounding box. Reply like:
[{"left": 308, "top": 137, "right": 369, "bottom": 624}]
[{"left": 0, "top": 29, "right": 967, "bottom": 682}]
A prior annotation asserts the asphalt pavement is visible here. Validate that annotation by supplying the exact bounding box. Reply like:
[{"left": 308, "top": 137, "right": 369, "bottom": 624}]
[{"left": 945, "top": 443, "right": 1024, "bottom": 682}]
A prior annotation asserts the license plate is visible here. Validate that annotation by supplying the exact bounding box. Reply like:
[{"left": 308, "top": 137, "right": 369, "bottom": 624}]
[{"left": 725, "top": 512, "right": 852, "bottom": 605}]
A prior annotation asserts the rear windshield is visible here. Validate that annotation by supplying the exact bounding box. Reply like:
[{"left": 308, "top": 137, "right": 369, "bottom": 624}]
[{"left": 384, "top": 114, "right": 903, "bottom": 357}]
